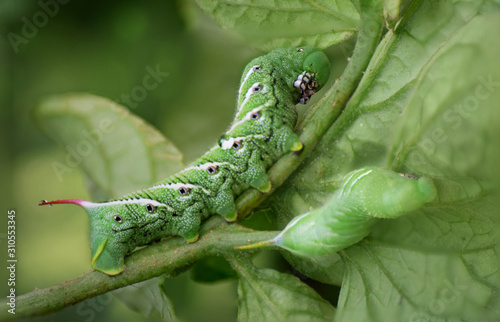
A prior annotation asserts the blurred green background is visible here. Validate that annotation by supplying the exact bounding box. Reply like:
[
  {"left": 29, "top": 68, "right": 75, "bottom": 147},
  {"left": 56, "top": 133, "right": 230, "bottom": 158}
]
[{"left": 0, "top": 0, "right": 345, "bottom": 321}]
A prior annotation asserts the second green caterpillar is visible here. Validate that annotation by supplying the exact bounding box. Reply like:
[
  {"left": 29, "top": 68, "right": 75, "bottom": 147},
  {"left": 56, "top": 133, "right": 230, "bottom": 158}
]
[{"left": 39, "top": 47, "right": 331, "bottom": 275}]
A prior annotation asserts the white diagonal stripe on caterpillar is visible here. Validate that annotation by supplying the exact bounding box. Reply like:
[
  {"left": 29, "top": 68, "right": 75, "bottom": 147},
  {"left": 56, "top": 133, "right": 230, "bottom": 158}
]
[
  {"left": 150, "top": 182, "right": 212, "bottom": 195},
  {"left": 220, "top": 135, "right": 266, "bottom": 150},
  {"left": 229, "top": 103, "right": 272, "bottom": 132},
  {"left": 238, "top": 65, "right": 260, "bottom": 99},
  {"left": 235, "top": 82, "right": 268, "bottom": 115},
  {"left": 90, "top": 198, "right": 174, "bottom": 211},
  {"left": 179, "top": 162, "right": 233, "bottom": 174}
]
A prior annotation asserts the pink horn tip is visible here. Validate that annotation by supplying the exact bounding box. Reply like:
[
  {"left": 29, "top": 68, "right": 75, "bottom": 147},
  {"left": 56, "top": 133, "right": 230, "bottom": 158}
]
[{"left": 38, "top": 199, "right": 89, "bottom": 207}]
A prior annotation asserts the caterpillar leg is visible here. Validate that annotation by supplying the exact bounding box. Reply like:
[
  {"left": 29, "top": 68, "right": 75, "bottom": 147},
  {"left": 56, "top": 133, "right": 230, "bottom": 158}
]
[
  {"left": 269, "top": 126, "right": 303, "bottom": 155},
  {"left": 250, "top": 175, "right": 272, "bottom": 193},
  {"left": 242, "top": 149, "right": 271, "bottom": 193},
  {"left": 175, "top": 211, "right": 202, "bottom": 243},
  {"left": 283, "top": 132, "right": 303, "bottom": 152},
  {"left": 218, "top": 206, "right": 237, "bottom": 222},
  {"left": 90, "top": 237, "right": 126, "bottom": 275},
  {"left": 215, "top": 187, "right": 237, "bottom": 222},
  {"left": 209, "top": 175, "right": 238, "bottom": 222},
  {"left": 183, "top": 231, "right": 200, "bottom": 243}
]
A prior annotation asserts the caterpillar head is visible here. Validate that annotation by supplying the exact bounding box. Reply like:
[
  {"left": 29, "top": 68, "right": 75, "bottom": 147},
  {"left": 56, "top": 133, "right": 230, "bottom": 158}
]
[
  {"left": 289, "top": 47, "right": 331, "bottom": 91},
  {"left": 238, "top": 47, "right": 330, "bottom": 105},
  {"left": 39, "top": 198, "right": 173, "bottom": 275}
]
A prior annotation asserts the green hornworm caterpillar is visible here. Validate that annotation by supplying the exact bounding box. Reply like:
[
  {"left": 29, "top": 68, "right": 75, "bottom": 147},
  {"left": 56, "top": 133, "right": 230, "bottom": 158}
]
[
  {"left": 39, "top": 47, "right": 331, "bottom": 275},
  {"left": 238, "top": 167, "right": 437, "bottom": 259}
]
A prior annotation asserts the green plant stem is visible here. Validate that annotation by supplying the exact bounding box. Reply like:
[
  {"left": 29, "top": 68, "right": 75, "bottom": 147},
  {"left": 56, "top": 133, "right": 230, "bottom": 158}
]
[
  {"left": 3, "top": 3, "right": 384, "bottom": 319},
  {"left": 0, "top": 217, "right": 277, "bottom": 320}
]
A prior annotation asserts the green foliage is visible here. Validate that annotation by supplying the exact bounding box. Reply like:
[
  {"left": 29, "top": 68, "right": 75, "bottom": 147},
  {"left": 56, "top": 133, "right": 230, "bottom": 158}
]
[
  {"left": 195, "top": 0, "right": 360, "bottom": 50},
  {"left": 233, "top": 256, "right": 336, "bottom": 321},
  {"left": 191, "top": 256, "right": 238, "bottom": 283},
  {"left": 267, "top": 1, "right": 500, "bottom": 320},
  {"left": 33, "top": 93, "right": 185, "bottom": 200},
  {"left": 5, "top": 0, "right": 500, "bottom": 321},
  {"left": 112, "top": 277, "right": 175, "bottom": 320}
]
